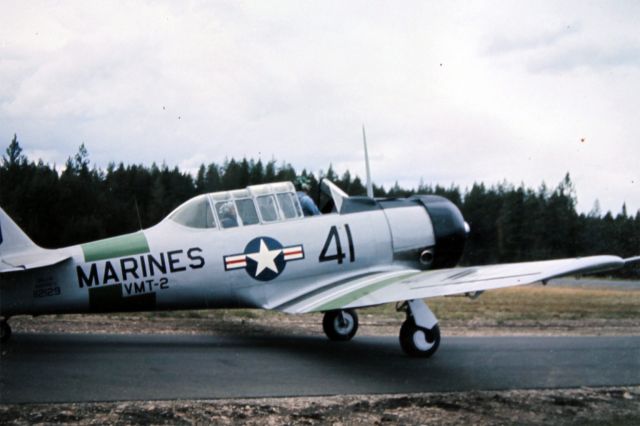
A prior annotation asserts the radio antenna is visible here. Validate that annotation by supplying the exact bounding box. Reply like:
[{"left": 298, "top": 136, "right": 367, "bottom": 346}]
[
  {"left": 362, "top": 124, "right": 374, "bottom": 198},
  {"left": 134, "top": 197, "right": 143, "bottom": 231}
]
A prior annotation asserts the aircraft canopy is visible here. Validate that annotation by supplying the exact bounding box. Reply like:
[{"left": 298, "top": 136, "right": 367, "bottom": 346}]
[{"left": 167, "top": 182, "right": 304, "bottom": 229}]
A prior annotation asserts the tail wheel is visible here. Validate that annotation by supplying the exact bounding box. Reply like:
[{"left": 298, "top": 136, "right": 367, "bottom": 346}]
[
  {"left": 399, "top": 318, "right": 440, "bottom": 358},
  {"left": 322, "top": 309, "right": 359, "bottom": 341},
  {"left": 0, "top": 321, "right": 11, "bottom": 343}
]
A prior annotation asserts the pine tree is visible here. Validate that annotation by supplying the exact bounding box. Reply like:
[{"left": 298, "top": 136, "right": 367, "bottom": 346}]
[{"left": 3, "top": 134, "right": 26, "bottom": 167}]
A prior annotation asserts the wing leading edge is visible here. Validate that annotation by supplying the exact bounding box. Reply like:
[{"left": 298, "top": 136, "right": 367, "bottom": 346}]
[{"left": 275, "top": 255, "right": 626, "bottom": 314}]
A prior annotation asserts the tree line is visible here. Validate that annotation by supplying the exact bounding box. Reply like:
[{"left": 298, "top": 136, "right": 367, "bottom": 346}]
[{"left": 1, "top": 135, "right": 638, "bottom": 277}]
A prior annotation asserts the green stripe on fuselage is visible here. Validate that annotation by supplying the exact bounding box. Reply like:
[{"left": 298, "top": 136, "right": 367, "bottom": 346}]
[
  {"left": 314, "top": 271, "right": 420, "bottom": 312},
  {"left": 82, "top": 232, "right": 150, "bottom": 262}
]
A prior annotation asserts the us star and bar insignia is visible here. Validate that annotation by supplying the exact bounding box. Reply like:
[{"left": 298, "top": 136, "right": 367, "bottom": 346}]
[{"left": 224, "top": 236, "right": 304, "bottom": 281}]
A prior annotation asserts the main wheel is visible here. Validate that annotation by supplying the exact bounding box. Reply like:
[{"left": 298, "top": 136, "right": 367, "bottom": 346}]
[
  {"left": 322, "top": 309, "right": 359, "bottom": 341},
  {"left": 0, "top": 321, "right": 11, "bottom": 343},
  {"left": 399, "top": 319, "right": 440, "bottom": 358}
]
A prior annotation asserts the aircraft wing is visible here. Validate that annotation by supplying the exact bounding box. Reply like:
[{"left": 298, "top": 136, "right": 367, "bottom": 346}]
[
  {"left": 0, "top": 250, "right": 71, "bottom": 273},
  {"left": 276, "top": 255, "right": 627, "bottom": 314}
]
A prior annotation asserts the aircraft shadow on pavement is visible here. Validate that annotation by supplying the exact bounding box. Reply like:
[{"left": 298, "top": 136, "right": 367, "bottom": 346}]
[
  {"left": 3, "top": 328, "right": 407, "bottom": 357},
  {"left": 4, "top": 331, "right": 635, "bottom": 399},
  {"left": 3, "top": 328, "right": 437, "bottom": 379}
]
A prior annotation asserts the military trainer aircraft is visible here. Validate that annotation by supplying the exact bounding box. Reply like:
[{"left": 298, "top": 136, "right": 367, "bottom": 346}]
[{"left": 0, "top": 179, "right": 637, "bottom": 357}]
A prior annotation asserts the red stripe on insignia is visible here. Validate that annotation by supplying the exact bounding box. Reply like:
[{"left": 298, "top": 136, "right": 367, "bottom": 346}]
[{"left": 283, "top": 245, "right": 303, "bottom": 253}]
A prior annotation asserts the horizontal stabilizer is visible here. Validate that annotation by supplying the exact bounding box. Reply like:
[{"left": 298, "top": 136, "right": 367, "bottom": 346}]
[
  {"left": 1, "top": 250, "right": 70, "bottom": 273},
  {"left": 0, "top": 207, "right": 71, "bottom": 273},
  {"left": 0, "top": 207, "right": 37, "bottom": 255}
]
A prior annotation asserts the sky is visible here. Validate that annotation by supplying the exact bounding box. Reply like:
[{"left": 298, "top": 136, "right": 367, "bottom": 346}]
[{"left": 1, "top": 1, "right": 639, "bottom": 215}]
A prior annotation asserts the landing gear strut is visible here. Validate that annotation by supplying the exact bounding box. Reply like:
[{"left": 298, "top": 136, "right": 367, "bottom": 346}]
[
  {"left": 398, "top": 300, "right": 440, "bottom": 358},
  {"left": 0, "top": 319, "right": 11, "bottom": 343},
  {"left": 322, "top": 309, "right": 359, "bottom": 341}
]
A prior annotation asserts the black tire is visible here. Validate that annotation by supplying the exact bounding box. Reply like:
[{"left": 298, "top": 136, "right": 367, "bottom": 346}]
[
  {"left": 0, "top": 321, "right": 11, "bottom": 344},
  {"left": 399, "top": 319, "right": 440, "bottom": 358},
  {"left": 322, "top": 310, "right": 359, "bottom": 341}
]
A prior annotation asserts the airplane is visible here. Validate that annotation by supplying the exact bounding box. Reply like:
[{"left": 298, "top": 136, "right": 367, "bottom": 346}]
[{"left": 0, "top": 178, "right": 637, "bottom": 357}]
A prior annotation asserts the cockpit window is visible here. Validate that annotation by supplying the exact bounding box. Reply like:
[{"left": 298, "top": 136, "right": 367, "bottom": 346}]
[
  {"left": 236, "top": 199, "right": 260, "bottom": 225},
  {"left": 256, "top": 195, "right": 280, "bottom": 222},
  {"left": 166, "top": 182, "right": 309, "bottom": 230},
  {"left": 215, "top": 201, "right": 239, "bottom": 229},
  {"left": 277, "top": 192, "right": 301, "bottom": 219},
  {"left": 170, "top": 196, "right": 216, "bottom": 229}
]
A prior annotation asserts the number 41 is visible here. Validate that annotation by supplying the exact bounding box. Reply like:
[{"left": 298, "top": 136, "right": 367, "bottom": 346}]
[{"left": 319, "top": 225, "right": 355, "bottom": 264}]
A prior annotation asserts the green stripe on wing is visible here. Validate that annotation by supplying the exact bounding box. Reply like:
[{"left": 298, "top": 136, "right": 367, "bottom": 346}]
[{"left": 314, "top": 271, "right": 420, "bottom": 312}]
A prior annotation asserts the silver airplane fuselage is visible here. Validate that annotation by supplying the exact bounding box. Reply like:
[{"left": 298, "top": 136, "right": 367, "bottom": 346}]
[{"left": 0, "top": 192, "right": 462, "bottom": 319}]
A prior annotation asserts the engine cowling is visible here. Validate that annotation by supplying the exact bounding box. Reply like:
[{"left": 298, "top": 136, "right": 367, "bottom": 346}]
[
  {"left": 411, "top": 195, "right": 468, "bottom": 269},
  {"left": 377, "top": 195, "right": 468, "bottom": 270}
]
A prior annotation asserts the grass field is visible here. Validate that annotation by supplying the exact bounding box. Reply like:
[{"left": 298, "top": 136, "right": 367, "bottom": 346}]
[
  {"left": 12, "top": 284, "right": 640, "bottom": 337},
  {"left": 144, "top": 285, "right": 640, "bottom": 322},
  {"left": 420, "top": 286, "right": 640, "bottom": 321}
]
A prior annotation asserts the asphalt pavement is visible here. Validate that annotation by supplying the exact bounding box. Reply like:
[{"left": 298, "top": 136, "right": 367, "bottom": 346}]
[{"left": 1, "top": 332, "right": 639, "bottom": 403}]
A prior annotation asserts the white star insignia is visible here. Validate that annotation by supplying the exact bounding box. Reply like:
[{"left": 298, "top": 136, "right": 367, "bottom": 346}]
[{"left": 247, "top": 239, "right": 281, "bottom": 276}]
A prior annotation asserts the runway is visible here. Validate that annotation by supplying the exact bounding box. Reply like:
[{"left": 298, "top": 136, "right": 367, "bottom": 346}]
[{"left": 1, "top": 333, "right": 639, "bottom": 404}]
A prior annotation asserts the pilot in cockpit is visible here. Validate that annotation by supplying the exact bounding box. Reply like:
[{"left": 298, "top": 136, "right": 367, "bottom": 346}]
[
  {"left": 218, "top": 202, "right": 239, "bottom": 228},
  {"left": 295, "top": 177, "right": 320, "bottom": 216}
]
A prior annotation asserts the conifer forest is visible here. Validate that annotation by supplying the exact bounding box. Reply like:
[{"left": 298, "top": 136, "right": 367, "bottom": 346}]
[{"left": 1, "top": 134, "right": 638, "bottom": 277}]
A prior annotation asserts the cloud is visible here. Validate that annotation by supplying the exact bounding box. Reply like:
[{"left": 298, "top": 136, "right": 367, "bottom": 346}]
[
  {"left": 528, "top": 44, "right": 640, "bottom": 72},
  {"left": 485, "top": 24, "right": 581, "bottom": 56},
  {"left": 1, "top": 1, "right": 639, "bottom": 215},
  {"left": 482, "top": 4, "right": 640, "bottom": 74}
]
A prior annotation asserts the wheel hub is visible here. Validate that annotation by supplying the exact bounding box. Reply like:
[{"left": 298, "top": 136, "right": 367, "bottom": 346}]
[
  {"left": 334, "top": 314, "right": 353, "bottom": 335},
  {"left": 412, "top": 329, "right": 435, "bottom": 351}
]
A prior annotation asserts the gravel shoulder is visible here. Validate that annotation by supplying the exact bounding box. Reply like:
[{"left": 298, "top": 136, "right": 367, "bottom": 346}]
[{"left": 1, "top": 388, "right": 638, "bottom": 425}]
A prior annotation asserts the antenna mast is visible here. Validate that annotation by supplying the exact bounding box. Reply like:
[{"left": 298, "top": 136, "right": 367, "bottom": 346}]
[
  {"left": 134, "top": 197, "right": 143, "bottom": 231},
  {"left": 362, "top": 125, "right": 374, "bottom": 198}
]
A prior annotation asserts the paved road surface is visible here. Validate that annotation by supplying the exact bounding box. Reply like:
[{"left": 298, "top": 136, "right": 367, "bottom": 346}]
[{"left": 1, "top": 333, "right": 639, "bottom": 404}]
